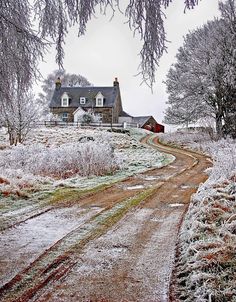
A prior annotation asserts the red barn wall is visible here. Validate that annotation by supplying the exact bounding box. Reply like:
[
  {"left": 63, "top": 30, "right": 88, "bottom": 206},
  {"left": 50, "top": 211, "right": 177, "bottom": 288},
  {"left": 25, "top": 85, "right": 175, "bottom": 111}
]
[{"left": 142, "top": 117, "right": 165, "bottom": 133}]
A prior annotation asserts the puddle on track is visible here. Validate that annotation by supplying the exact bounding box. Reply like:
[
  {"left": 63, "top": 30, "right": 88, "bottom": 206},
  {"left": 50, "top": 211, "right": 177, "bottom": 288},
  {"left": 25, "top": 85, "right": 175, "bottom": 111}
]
[
  {"left": 143, "top": 176, "right": 159, "bottom": 181},
  {"left": 126, "top": 185, "right": 145, "bottom": 190},
  {"left": 169, "top": 203, "right": 185, "bottom": 208},
  {"left": 180, "top": 185, "right": 190, "bottom": 189}
]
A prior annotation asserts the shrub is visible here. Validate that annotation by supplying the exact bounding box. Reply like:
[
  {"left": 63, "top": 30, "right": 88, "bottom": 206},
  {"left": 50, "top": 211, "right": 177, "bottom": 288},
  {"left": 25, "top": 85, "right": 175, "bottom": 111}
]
[
  {"left": 0, "top": 141, "right": 119, "bottom": 179},
  {"left": 161, "top": 132, "right": 236, "bottom": 301}
]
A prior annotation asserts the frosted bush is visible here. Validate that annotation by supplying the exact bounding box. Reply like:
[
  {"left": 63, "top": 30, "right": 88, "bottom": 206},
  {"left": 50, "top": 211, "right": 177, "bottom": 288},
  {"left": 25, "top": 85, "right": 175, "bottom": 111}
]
[
  {"left": 0, "top": 129, "right": 121, "bottom": 196},
  {"left": 0, "top": 127, "right": 167, "bottom": 197},
  {"left": 0, "top": 141, "right": 119, "bottom": 178},
  {"left": 162, "top": 132, "right": 236, "bottom": 301},
  {"left": 174, "top": 179, "right": 236, "bottom": 302},
  {"left": 159, "top": 130, "right": 213, "bottom": 149},
  {"left": 160, "top": 132, "right": 236, "bottom": 184},
  {"left": 0, "top": 169, "right": 49, "bottom": 198},
  {"left": 203, "top": 137, "right": 236, "bottom": 184}
]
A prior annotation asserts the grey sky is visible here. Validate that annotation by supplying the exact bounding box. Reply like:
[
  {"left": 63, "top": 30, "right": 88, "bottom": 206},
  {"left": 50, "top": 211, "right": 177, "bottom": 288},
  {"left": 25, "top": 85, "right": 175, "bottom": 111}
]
[{"left": 38, "top": 1, "right": 220, "bottom": 130}]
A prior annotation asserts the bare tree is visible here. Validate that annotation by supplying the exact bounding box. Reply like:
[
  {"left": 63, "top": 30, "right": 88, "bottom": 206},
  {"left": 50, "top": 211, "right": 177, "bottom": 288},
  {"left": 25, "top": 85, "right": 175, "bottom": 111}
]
[
  {"left": 0, "top": 0, "right": 199, "bottom": 97},
  {"left": 165, "top": 1, "right": 236, "bottom": 138},
  {"left": 0, "top": 1, "right": 45, "bottom": 144},
  {"left": 37, "top": 70, "right": 92, "bottom": 116},
  {"left": 0, "top": 1, "right": 45, "bottom": 103},
  {"left": 164, "top": 61, "right": 209, "bottom": 127},
  {"left": 0, "top": 89, "right": 39, "bottom": 145},
  {"left": 219, "top": 0, "right": 236, "bottom": 137}
]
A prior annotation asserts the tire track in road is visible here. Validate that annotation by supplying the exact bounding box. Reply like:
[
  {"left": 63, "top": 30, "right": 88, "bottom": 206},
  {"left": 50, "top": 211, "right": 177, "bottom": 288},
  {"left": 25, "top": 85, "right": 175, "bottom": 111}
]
[
  {"left": 0, "top": 135, "right": 211, "bottom": 302},
  {"left": 35, "top": 136, "right": 211, "bottom": 302}
]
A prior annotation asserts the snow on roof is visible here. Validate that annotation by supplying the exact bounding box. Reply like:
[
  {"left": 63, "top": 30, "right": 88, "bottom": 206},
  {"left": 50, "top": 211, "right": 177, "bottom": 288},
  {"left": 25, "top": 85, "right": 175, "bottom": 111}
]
[{"left": 132, "top": 116, "right": 153, "bottom": 127}]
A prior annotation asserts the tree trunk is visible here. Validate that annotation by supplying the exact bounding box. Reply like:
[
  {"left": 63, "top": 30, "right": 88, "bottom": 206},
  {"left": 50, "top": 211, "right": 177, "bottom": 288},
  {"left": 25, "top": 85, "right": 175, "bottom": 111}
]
[
  {"left": 215, "top": 112, "right": 223, "bottom": 138},
  {"left": 7, "top": 126, "right": 18, "bottom": 146}
]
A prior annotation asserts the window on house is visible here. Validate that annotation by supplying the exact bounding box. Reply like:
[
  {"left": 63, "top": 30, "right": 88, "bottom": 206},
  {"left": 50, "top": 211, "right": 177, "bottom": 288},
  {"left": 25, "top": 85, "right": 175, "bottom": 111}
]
[
  {"left": 80, "top": 97, "right": 86, "bottom": 105},
  {"left": 62, "top": 112, "right": 68, "bottom": 122},
  {"left": 96, "top": 98, "right": 103, "bottom": 107},
  {"left": 62, "top": 98, "right": 68, "bottom": 107}
]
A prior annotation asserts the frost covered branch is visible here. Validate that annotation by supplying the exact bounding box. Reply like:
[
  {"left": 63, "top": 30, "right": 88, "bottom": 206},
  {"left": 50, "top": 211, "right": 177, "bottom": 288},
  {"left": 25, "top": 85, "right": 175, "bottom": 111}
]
[
  {"left": 164, "top": 0, "right": 236, "bottom": 138},
  {"left": 0, "top": 0, "right": 200, "bottom": 95},
  {"left": 0, "top": 1, "right": 45, "bottom": 97},
  {"left": 37, "top": 69, "right": 92, "bottom": 117},
  {"left": 125, "top": 0, "right": 167, "bottom": 86}
]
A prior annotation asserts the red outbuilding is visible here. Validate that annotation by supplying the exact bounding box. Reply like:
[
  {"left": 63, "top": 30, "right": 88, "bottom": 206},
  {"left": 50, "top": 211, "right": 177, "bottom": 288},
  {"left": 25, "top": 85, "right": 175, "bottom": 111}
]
[{"left": 132, "top": 116, "right": 165, "bottom": 133}]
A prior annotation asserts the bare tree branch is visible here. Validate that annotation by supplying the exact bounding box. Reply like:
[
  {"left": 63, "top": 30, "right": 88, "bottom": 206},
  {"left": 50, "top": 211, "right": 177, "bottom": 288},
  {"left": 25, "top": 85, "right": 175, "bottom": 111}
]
[{"left": 0, "top": 0, "right": 200, "bottom": 104}]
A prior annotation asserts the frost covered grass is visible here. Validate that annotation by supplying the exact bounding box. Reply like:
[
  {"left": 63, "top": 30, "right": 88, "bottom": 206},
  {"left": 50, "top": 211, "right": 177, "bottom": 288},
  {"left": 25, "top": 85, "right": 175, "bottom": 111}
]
[
  {"left": 159, "top": 130, "right": 213, "bottom": 150},
  {"left": 0, "top": 126, "right": 166, "bottom": 199},
  {"left": 160, "top": 131, "right": 236, "bottom": 302},
  {"left": 174, "top": 176, "right": 236, "bottom": 302},
  {"left": 159, "top": 131, "right": 236, "bottom": 185},
  {"left": 1, "top": 142, "right": 118, "bottom": 178}
]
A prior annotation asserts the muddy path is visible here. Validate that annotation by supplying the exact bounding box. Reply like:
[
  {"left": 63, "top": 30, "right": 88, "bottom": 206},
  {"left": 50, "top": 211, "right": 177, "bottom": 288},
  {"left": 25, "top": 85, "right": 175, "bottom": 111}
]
[{"left": 0, "top": 135, "right": 211, "bottom": 302}]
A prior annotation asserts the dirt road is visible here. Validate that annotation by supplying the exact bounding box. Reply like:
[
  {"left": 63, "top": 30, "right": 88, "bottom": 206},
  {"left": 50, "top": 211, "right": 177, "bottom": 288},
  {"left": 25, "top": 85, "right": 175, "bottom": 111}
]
[{"left": 0, "top": 136, "right": 211, "bottom": 302}]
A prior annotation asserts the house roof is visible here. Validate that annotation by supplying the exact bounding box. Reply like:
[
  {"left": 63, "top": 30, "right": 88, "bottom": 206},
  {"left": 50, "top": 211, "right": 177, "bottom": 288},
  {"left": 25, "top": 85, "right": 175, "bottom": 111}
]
[
  {"left": 132, "top": 116, "right": 153, "bottom": 127},
  {"left": 120, "top": 110, "right": 133, "bottom": 117},
  {"left": 49, "top": 86, "right": 119, "bottom": 108}
]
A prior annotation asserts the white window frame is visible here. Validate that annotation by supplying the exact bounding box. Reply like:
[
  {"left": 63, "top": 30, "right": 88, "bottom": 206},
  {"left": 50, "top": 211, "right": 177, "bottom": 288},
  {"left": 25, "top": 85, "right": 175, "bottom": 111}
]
[
  {"left": 62, "top": 112, "right": 68, "bottom": 122},
  {"left": 96, "top": 98, "right": 103, "bottom": 107},
  {"left": 95, "top": 92, "right": 104, "bottom": 107},
  {"left": 61, "top": 93, "right": 69, "bottom": 107},
  {"left": 80, "top": 97, "right": 86, "bottom": 105}
]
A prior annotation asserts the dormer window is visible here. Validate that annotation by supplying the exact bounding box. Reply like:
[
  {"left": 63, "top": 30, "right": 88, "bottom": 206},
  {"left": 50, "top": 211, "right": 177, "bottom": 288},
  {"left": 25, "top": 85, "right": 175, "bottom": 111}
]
[
  {"left": 62, "top": 98, "right": 68, "bottom": 106},
  {"left": 61, "top": 92, "right": 69, "bottom": 107},
  {"left": 80, "top": 97, "right": 86, "bottom": 105},
  {"left": 97, "top": 98, "right": 103, "bottom": 106},
  {"left": 95, "top": 92, "right": 104, "bottom": 107}
]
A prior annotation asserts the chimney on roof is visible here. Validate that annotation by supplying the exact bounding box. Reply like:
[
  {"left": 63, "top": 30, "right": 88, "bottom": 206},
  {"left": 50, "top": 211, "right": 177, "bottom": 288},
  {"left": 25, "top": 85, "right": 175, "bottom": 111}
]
[
  {"left": 55, "top": 77, "right": 61, "bottom": 90},
  {"left": 113, "top": 77, "right": 119, "bottom": 87}
]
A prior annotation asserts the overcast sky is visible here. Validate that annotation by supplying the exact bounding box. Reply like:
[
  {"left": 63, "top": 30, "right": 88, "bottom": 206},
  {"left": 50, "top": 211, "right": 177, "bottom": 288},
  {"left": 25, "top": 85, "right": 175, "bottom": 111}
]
[{"left": 38, "top": 1, "right": 221, "bottom": 131}]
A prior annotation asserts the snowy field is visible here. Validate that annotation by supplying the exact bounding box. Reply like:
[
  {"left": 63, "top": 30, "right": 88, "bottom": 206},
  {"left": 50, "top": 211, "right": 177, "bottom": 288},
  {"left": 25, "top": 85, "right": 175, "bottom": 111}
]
[
  {"left": 0, "top": 126, "right": 170, "bottom": 199},
  {"left": 160, "top": 131, "right": 236, "bottom": 301}
]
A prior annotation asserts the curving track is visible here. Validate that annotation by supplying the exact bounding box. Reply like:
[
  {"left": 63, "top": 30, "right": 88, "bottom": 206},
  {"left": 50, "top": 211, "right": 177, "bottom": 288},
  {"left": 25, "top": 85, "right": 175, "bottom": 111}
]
[{"left": 0, "top": 135, "right": 211, "bottom": 302}]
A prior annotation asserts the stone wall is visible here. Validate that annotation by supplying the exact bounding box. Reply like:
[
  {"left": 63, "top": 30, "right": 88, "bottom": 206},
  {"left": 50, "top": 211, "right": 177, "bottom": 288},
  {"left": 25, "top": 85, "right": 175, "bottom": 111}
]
[
  {"left": 51, "top": 92, "right": 122, "bottom": 124},
  {"left": 112, "top": 94, "right": 123, "bottom": 123},
  {"left": 51, "top": 107, "right": 76, "bottom": 122},
  {"left": 51, "top": 107, "right": 114, "bottom": 123},
  {"left": 93, "top": 108, "right": 112, "bottom": 123}
]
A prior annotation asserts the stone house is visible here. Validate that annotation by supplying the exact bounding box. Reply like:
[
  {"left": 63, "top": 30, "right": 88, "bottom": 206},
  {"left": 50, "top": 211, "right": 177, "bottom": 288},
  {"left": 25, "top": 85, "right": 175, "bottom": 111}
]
[
  {"left": 49, "top": 77, "right": 164, "bottom": 132},
  {"left": 49, "top": 78, "right": 123, "bottom": 123}
]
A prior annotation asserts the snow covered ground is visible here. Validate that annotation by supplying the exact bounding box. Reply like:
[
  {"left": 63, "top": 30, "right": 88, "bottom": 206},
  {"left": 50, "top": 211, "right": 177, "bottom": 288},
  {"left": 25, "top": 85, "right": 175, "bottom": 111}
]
[
  {"left": 160, "top": 131, "right": 236, "bottom": 302},
  {"left": 0, "top": 126, "right": 171, "bottom": 199}
]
